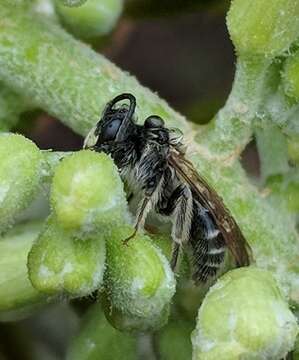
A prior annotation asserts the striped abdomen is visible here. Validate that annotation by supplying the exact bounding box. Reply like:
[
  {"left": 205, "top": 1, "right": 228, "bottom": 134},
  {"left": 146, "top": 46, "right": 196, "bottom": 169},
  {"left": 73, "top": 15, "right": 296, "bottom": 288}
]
[{"left": 189, "top": 199, "right": 226, "bottom": 283}]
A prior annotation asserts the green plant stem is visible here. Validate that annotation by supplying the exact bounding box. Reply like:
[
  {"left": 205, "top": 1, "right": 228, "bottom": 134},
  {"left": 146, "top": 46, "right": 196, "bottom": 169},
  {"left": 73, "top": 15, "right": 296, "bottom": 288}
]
[
  {"left": 196, "top": 57, "right": 271, "bottom": 159},
  {"left": 0, "top": 82, "right": 32, "bottom": 131},
  {"left": 0, "top": 221, "right": 46, "bottom": 321},
  {"left": 255, "top": 126, "right": 290, "bottom": 182}
]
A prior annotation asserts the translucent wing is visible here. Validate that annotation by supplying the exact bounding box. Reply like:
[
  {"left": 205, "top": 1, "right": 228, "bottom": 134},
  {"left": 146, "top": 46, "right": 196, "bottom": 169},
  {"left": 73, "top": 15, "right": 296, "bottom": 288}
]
[{"left": 168, "top": 149, "right": 252, "bottom": 267}]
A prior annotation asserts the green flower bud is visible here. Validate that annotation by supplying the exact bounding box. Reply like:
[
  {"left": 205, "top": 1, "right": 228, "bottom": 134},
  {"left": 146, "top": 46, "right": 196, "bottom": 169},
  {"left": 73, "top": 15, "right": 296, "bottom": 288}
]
[
  {"left": 51, "top": 150, "right": 128, "bottom": 234},
  {"left": 227, "top": 0, "right": 299, "bottom": 58},
  {"left": 192, "top": 268, "right": 298, "bottom": 360},
  {"left": 28, "top": 216, "right": 106, "bottom": 297},
  {"left": 55, "top": 0, "right": 123, "bottom": 39},
  {"left": 67, "top": 303, "right": 137, "bottom": 360},
  {"left": 158, "top": 320, "right": 193, "bottom": 360},
  {"left": 0, "top": 133, "right": 43, "bottom": 232},
  {"left": 282, "top": 51, "right": 299, "bottom": 102},
  {"left": 0, "top": 221, "right": 45, "bottom": 321},
  {"left": 102, "top": 294, "right": 170, "bottom": 333},
  {"left": 105, "top": 226, "right": 175, "bottom": 331}
]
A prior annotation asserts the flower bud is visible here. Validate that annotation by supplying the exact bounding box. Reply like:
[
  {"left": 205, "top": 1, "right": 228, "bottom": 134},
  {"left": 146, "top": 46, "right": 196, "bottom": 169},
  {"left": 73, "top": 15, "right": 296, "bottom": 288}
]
[
  {"left": 192, "top": 267, "right": 298, "bottom": 360},
  {"left": 55, "top": 0, "right": 123, "bottom": 39},
  {"left": 0, "top": 133, "right": 43, "bottom": 232},
  {"left": 227, "top": 0, "right": 299, "bottom": 58},
  {"left": 51, "top": 150, "right": 128, "bottom": 234},
  {"left": 104, "top": 225, "right": 175, "bottom": 331},
  {"left": 102, "top": 294, "right": 170, "bottom": 333},
  {"left": 28, "top": 216, "right": 106, "bottom": 297}
]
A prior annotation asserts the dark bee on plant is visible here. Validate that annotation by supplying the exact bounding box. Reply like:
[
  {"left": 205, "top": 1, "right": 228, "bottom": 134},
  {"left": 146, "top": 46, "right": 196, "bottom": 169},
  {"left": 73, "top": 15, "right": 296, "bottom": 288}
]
[{"left": 84, "top": 93, "right": 252, "bottom": 283}]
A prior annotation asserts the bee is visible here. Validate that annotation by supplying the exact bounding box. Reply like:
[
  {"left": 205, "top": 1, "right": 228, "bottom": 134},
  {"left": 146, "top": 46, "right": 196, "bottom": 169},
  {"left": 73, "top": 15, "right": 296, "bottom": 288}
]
[{"left": 84, "top": 93, "right": 252, "bottom": 283}]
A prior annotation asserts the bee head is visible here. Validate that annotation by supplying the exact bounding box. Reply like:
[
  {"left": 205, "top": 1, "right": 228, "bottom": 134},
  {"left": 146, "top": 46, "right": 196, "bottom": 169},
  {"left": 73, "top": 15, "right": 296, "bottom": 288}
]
[
  {"left": 144, "top": 115, "right": 164, "bottom": 129},
  {"left": 84, "top": 93, "right": 136, "bottom": 149},
  {"left": 143, "top": 115, "right": 170, "bottom": 145}
]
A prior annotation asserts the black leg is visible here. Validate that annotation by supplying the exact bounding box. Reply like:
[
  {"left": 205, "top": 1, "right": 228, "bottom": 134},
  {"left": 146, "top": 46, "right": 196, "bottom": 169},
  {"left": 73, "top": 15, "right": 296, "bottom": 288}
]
[
  {"left": 123, "top": 196, "right": 152, "bottom": 245},
  {"left": 170, "top": 242, "right": 181, "bottom": 270}
]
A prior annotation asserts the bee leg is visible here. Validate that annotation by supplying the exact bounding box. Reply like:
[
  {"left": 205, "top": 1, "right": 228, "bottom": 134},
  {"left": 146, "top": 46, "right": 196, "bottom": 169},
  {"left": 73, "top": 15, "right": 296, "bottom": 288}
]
[
  {"left": 169, "top": 185, "right": 193, "bottom": 269},
  {"left": 122, "top": 196, "right": 152, "bottom": 245},
  {"left": 123, "top": 156, "right": 166, "bottom": 245},
  {"left": 171, "top": 185, "right": 193, "bottom": 244},
  {"left": 127, "top": 192, "right": 134, "bottom": 203},
  {"left": 170, "top": 242, "right": 181, "bottom": 270}
]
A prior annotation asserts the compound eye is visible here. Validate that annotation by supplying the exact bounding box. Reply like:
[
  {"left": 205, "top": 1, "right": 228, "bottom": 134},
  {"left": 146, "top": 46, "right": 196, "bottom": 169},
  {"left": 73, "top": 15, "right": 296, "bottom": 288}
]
[
  {"left": 144, "top": 115, "right": 164, "bottom": 128},
  {"left": 101, "top": 118, "right": 122, "bottom": 141}
]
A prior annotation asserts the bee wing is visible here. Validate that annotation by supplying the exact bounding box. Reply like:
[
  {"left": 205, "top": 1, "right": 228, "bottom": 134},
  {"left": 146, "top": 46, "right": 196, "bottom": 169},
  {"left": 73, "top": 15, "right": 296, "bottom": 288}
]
[{"left": 168, "top": 149, "right": 252, "bottom": 267}]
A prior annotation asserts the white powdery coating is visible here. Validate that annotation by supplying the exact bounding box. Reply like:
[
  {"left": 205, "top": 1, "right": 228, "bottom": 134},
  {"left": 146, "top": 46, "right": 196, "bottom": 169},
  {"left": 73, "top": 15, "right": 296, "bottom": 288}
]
[
  {"left": 62, "top": 0, "right": 87, "bottom": 6},
  {"left": 38, "top": 265, "right": 54, "bottom": 278},
  {"left": 35, "top": 237, "right": 106, "bottom": 297},
  {"left": 60, "top": 262, "right": 73, "bottom": 276},
  {"left": 0, "top": 184, "right": 9, "bottom": 204},
  {"left": 38, "top": 262, "right": 73, "bottom": 280},
  {"left": 78, "top": 242, "right": 106, "bottom": 295},
  {"left": 34, "top": 0, "right": 56, "bottom": 16},
  {"left": 85, "top": 339, "right": 96, "bottom": 351}
]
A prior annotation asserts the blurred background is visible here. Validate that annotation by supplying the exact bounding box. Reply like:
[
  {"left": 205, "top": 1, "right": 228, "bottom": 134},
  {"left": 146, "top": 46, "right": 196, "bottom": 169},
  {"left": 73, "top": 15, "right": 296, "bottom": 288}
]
[{"left": 1, "top": 1, "right": 259, "bottom": 359}]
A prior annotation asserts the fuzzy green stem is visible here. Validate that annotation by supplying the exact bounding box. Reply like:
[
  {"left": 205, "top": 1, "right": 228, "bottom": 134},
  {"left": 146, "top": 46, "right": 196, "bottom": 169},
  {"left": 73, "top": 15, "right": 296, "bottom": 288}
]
[
  {"left": 196, "top": 57, "right": 272, "bottom": 159},
  {"left": 255, "top": 126, "right": 290, "bottom": 182},
  {"left": 0, "top": 221, "right": 46, "bottom": 321},
  {"left": 0, "top": 82, "right": 32, "bottom": 131},
  {"left": 66, "top": 304, "right": 138, "bottom": 360}
]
